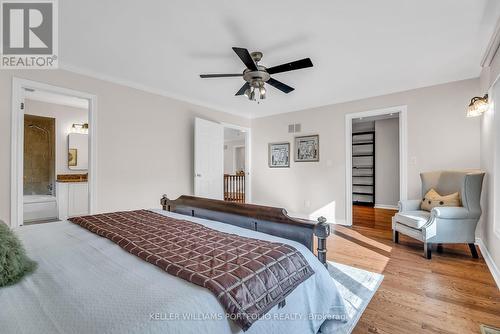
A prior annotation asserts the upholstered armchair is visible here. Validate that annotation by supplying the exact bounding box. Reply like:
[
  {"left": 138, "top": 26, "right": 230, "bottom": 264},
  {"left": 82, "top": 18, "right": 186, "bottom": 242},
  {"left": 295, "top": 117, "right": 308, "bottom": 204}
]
[{"left": 392, "top": 170, "right": 485, "bottom": 259}]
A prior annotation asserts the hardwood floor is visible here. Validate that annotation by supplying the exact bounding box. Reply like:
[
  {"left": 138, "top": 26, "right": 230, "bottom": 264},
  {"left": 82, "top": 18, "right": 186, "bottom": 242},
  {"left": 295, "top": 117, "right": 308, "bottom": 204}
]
[{"left": 327, "top": 205, "right": 500, "bottom": 334}]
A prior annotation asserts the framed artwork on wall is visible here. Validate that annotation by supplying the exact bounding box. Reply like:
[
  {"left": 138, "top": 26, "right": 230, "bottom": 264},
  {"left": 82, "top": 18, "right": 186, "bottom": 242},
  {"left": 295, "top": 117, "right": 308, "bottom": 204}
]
[
  {"left": 268, "top": 142, "right": 290, "bottom": 168},
  {"left": 68, "top": 148, "right": 78, "bottom": 167},
  {"left": 295, "top": 135, "right": 319, "bottom": 162}
]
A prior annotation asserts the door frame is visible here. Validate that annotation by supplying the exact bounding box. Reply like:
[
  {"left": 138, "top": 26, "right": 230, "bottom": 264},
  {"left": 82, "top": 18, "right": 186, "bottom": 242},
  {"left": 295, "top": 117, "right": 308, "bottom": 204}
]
[
  {"left": 345, "top": 105, "right": 408, "bottom": 226},
  {"left": 11, "top": 77, "right": 98, "bottom": 228},
  {"left": 221, "top": 122, "right": 252, "bottom": 203}
]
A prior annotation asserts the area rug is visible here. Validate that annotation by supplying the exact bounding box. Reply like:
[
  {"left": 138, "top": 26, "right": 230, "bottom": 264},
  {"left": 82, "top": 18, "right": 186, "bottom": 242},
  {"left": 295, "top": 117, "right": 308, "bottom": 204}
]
[{"left": 326, "top": 261, "right": 384, "bottom": 333}]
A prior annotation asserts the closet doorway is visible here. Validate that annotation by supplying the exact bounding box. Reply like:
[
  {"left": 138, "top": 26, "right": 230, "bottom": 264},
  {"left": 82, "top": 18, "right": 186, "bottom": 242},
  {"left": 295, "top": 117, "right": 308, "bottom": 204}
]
[{"left": 345, "top": 106, "right": 408, "bottom": 226}]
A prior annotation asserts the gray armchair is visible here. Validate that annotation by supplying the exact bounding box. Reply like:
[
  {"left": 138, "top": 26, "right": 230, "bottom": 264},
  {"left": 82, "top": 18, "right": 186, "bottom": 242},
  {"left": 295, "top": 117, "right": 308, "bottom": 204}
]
[{"left": 392, "top": 170, "right": 485, "bottom": 259}]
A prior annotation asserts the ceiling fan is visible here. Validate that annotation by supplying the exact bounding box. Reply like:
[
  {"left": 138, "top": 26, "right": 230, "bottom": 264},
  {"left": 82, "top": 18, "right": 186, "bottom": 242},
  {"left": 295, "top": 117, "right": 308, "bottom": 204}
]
[{"left": 200, "top": 47, "right": 313, "bottom": 101}]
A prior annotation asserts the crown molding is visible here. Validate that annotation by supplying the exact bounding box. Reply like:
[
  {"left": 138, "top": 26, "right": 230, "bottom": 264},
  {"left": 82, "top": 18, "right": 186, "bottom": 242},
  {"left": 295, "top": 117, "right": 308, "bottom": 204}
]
[
  {"left": 481, "top": 17, "right": 500, "bottom": 67},
  {"left": 58, "top": 62, "right": 251, "bottom": 120}
]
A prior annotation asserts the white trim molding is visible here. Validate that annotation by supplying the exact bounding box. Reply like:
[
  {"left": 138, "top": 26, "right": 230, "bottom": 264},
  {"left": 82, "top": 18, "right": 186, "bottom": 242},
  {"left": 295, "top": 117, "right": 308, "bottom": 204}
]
[
  {"left": 345, "top": 105, "right": 408, "bottom": 226},
  {"left": 374, "top": 204, "right": 399, "bottom": 210},
  {"left": 10, "top": 78, "right": 97, "bottom": 228},
  {"left": 476, "top": 238, "right": 500, "bottom": 290},
  {"left": 481, "top": 17, "right": 500, "bottom": 67}
]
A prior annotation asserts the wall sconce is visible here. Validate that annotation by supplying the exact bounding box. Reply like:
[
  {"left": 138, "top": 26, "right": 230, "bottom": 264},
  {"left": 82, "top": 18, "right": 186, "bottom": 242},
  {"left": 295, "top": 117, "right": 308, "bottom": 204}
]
[
  {"left": 466, "top": 94, "right": 489, "bottom": 117},
  {"left": 71, "top": 123, "right": 89, "bottom": 134}
]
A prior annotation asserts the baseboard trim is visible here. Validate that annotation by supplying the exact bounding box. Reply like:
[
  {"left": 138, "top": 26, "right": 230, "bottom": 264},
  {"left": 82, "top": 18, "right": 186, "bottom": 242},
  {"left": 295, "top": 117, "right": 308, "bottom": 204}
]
[
  {"left": 331, "top": 219, "right": 349, "bottom": 226},
  {"left": 374, "top": 204, "right": 398, "bottom": 210},
  {"left": 476, "top": 237, "right": 500, "bottom": 290}
]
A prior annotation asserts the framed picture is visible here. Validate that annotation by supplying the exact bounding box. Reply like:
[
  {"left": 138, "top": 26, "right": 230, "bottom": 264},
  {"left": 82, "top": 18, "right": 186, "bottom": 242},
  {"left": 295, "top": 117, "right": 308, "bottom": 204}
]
[
  {"left": 268, "top": 142, "right": 290, "bottom": 168},
  {"left": 68, "top": 148, "right": 78, "bottom": 167},
  {"left": 295, "top": 135, "right": 319, "bottom": 162}
]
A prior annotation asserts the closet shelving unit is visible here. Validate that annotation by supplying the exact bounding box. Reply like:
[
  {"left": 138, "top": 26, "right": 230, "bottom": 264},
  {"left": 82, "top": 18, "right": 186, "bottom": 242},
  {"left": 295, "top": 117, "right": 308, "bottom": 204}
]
[{"left": 352, "top": 131, "right": 375, "bottom": 206}]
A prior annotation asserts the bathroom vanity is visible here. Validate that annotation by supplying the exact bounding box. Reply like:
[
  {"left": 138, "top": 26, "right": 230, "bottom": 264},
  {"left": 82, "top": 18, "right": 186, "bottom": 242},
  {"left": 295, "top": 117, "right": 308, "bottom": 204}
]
[
  {"left": 56, "top": 131, "right": 90, "bottom": 220},
  {"left": 56, "top": 174, "right": 89, "bottom": 220}
]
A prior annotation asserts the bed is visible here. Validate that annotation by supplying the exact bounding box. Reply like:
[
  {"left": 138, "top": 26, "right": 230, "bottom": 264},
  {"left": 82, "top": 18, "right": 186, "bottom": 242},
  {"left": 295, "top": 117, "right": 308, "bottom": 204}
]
[{"left": 1, "top": 196, "right": 346, "bottom": 334}]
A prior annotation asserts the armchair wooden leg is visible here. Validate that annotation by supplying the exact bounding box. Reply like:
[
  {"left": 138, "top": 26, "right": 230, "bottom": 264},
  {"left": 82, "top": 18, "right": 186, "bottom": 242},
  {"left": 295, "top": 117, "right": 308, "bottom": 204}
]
[
  {"left": 424, "top": 242, "right": 432, "bottom": 259},
  {"left": 393, "top": 230, "right": 399, "bottom": 244},
  {"left": 468, "top": 243, "right": 479, "bottom": 259}
]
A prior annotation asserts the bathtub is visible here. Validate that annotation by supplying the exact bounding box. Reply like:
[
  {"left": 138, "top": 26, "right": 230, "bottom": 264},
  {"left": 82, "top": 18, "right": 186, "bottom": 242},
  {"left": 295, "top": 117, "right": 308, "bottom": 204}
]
[{"left": 24, "top": 195, "right": 58, "bottom": 223}]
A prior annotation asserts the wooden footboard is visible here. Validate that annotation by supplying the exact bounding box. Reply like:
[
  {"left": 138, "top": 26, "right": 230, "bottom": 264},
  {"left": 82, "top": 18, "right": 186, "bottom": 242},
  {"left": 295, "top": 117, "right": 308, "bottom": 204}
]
[{"left": 160, "top": 195, "right": 330, "bottom": 267}]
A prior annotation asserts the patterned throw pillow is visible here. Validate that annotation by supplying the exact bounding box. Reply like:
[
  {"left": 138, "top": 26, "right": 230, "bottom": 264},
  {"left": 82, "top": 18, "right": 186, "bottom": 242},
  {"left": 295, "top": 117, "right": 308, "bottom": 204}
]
[{"left": 421, "top": 188, "right": 461, "bottom": 211}]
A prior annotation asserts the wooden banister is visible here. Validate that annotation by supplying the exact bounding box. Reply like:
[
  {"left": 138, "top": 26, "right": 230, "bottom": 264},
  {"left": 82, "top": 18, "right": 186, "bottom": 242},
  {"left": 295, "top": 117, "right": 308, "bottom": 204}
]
[{"left": 224, "top": 173, "right": 245, "bottom": 203}]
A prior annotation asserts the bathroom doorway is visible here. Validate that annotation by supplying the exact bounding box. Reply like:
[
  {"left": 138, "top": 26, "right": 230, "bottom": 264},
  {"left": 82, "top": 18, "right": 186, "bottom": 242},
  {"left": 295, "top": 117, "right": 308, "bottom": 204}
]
[
  {"left": 22, "top": 90, "right": 90, "bottom": 224},
  {"left": 11, "top": 78, "right": 97, "bottom": 227},
  {"left": 23, "top": 114, "right": 57, "bottom": 223}
]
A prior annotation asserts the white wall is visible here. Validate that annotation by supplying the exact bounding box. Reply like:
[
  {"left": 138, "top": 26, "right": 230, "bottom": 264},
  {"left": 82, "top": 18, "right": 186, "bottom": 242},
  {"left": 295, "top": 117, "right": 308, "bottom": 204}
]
[
  {"left": 68, "top": 133, "right": 89, "bottom": 171},
  {"left": 224, "top": 139, "right": 245, "bottom": 174},
  {"left": 478, "top": 56, "right": 500, "bottom": 286},
  {"left": 375, "top": 118, "right": 400, "bottom": 208},
  {"left": 25, "top": 99, "right": 88, "bottom": 175},
  {"left": 0, "top": 70, "right": 249, "bottom": 226},
  {"left": 235, "top": 146, "right": 245, "bottom": 172},
  {"left": 251, "top": 78, "right": 480, "bottom": 224}
]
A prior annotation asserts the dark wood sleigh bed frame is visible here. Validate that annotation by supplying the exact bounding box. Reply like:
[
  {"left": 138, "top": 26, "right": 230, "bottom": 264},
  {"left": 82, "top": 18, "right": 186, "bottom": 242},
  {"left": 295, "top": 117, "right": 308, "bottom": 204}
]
[{"left": 161, "top": 195, "right": 330, "bottom": 267}]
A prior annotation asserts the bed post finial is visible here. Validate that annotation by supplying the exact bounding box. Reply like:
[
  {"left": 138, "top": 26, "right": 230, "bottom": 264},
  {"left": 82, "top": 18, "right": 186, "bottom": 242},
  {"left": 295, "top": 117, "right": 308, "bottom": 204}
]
[
  {"left": 161, "top": 195, "right": 169, "bottom": 211},
  {"left": 314, "top": 216, "right": 330, "bottom": 268}
]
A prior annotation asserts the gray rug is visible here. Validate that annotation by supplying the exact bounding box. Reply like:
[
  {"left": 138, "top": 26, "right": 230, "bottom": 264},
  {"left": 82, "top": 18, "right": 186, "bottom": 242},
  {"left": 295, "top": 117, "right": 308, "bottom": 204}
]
[{"left": 326, "top": 261, "right": 384, "bottom": 333}]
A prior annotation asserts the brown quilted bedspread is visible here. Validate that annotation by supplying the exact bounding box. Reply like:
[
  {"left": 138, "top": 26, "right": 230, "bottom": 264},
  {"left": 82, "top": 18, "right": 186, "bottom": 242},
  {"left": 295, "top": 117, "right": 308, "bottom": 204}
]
[{"left": 68, "top": 210, "right": 314, "bottom": 330}]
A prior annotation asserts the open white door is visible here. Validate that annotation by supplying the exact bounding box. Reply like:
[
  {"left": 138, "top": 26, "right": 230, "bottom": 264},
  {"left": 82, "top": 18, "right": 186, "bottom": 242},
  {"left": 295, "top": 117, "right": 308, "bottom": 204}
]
[{"left": 194, "top": 118, "right": 224, "bottom": 200}]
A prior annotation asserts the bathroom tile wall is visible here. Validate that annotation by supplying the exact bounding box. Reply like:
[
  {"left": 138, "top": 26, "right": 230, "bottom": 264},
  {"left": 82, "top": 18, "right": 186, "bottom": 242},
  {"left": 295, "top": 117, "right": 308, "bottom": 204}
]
[{"left": 24, "top": 114, "right": 55, "bottom": 195}]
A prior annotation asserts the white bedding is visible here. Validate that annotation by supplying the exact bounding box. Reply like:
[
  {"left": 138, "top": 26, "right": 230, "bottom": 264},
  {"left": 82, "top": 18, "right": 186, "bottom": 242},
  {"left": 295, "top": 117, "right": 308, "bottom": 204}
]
[{"left": 0, "top": 210, "right": 346, "bottom": 334}]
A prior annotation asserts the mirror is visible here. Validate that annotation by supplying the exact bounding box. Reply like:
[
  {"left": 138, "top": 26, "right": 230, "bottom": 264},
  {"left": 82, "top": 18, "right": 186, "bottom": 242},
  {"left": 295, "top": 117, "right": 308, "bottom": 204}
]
[{"left": 68, "top": 133, "right": 88, "bottom": 170}]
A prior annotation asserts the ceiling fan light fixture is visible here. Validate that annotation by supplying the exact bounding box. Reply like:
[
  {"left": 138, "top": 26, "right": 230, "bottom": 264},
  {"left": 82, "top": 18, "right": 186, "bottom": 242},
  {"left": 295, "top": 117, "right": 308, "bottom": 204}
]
[
  {"left": 249, "top": 89, "right": 256, "bottom": 101},
  {"left": 259, "top": 86, "right": 266, "bottom": 100},
  {"left": 199, "top": 47, "right": 313, "bottom": 101},
  {"left": 244, "top": 88, "right": 251, "bottom": 98}
]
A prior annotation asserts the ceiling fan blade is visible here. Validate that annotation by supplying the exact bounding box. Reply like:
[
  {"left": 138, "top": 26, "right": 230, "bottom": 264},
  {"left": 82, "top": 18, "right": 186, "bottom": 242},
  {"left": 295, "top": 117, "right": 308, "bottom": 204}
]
[
  {"left": 266, "top": 58, "right": 313, "bottom": 75},
  {"left": 235, "top": 82, "right": 250, "bottom": 96},
  {"left": 200, "top": 73, "right": 242, "bottom": 78},
  {"left": 267, "top": 78, "right": 295, "bottom": 94},
  {"left": 232, "top": 47, "right": 258, "bottom": 71}
]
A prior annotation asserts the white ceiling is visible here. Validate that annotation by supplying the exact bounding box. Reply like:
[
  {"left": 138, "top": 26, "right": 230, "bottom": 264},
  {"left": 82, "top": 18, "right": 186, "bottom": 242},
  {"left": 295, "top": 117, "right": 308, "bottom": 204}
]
[{"left": 59, "top": 0, "right": 500, "bottom": 118}]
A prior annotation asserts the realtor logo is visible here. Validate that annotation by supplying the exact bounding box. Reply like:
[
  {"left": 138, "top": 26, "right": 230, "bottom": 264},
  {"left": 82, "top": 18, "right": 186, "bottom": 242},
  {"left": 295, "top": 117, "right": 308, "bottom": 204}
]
[{"left": 1, "top": 0, "right": 58, "bottom": 69}]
